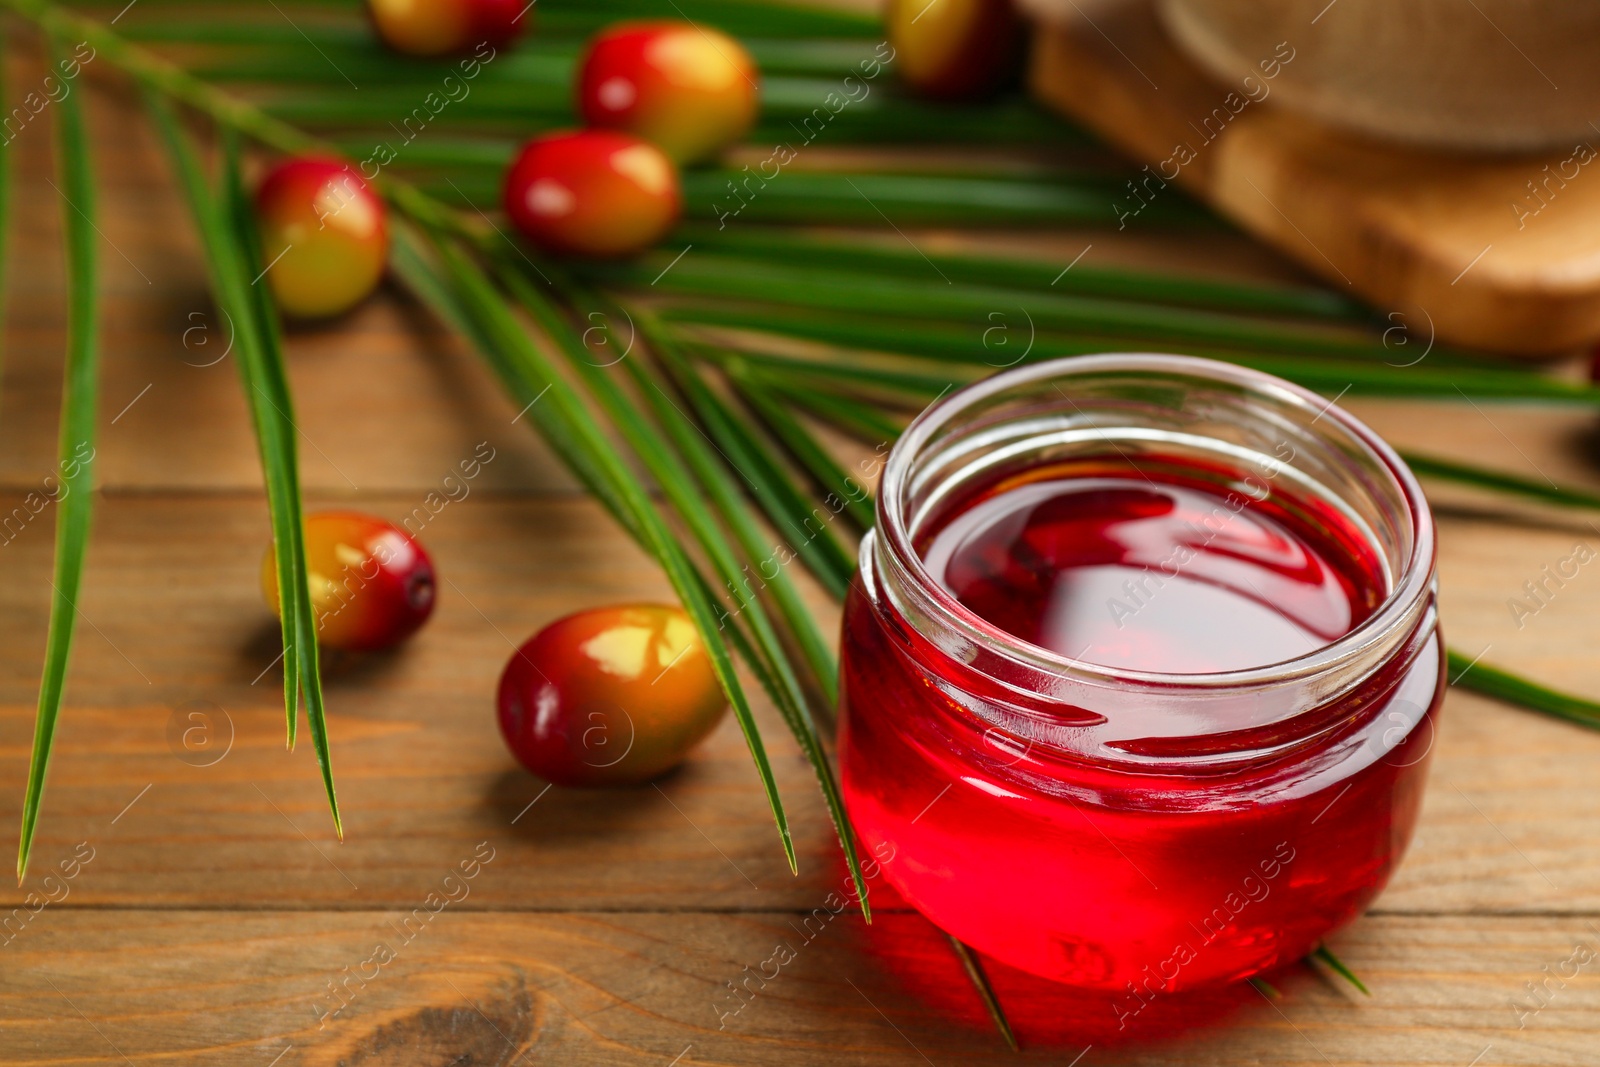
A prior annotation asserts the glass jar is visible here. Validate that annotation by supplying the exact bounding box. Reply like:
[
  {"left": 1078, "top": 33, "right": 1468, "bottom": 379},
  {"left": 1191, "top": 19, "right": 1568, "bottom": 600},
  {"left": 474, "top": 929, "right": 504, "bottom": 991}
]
[{"left": 839, "top": 354, "right": 1441, "bottom": 1004}]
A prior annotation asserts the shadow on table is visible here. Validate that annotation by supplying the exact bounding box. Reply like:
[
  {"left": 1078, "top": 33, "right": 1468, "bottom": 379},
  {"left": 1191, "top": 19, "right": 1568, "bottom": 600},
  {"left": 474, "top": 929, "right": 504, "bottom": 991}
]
[{"left": 483, "top": 765, "right": 672, "bottom": 844}]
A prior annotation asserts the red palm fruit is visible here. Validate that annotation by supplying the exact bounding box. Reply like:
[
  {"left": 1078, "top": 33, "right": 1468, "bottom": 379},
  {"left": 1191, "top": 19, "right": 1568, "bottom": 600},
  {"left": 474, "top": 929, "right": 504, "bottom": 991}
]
[
  {"left": 502, "top": 130, "right": 681, "bottom": 257},
  {"left": 255, "top": 157, "right": 389, "bottom": 320},
  {"left": 885, "top": 0, "right": 1025, "bottom": 101},
  {"left": 260, "top": 512, "right": 436, "bottom": 652},
  {"left": 497, "top": 604, "right": 727, "bottom": 786},
  {"left": 366, "top": 0, "right": 527, "bottom": 57},
  {"left": 576, "top": 20, "right": 759, "bottom": 164}
]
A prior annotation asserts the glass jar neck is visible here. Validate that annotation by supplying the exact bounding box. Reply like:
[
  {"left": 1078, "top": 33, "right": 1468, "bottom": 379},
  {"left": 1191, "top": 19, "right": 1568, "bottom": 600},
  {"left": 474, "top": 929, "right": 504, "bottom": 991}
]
[{"left": 867, "top": 354, "right": 1438, "bottom": 765}]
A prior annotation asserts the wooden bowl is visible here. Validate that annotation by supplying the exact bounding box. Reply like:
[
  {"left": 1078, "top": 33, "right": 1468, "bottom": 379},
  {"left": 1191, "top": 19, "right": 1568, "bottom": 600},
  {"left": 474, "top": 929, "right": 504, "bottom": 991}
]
[
  {"left": 1018, "top": 0, "right": 1596, "bottom": 152},
  {"left": 1154, "top": 0, "right": 1596, "bottom": 152}
]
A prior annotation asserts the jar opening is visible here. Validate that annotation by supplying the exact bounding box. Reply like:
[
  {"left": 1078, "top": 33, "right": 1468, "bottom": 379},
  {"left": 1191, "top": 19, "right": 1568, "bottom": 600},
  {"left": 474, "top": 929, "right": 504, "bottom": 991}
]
[{"left": 873, "top": 355, "right": 1436, "bottom": 700}]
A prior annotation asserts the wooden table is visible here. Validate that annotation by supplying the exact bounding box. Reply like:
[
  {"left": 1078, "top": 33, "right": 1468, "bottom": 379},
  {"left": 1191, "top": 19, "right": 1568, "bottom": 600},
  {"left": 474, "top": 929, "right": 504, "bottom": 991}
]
[{"left": 4, "top": 47, "right": 1600, "bottom": 1067}]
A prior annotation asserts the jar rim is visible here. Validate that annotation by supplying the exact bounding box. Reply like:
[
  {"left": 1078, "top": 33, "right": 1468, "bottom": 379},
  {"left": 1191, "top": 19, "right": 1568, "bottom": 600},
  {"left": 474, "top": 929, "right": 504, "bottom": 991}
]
[{"left": 874, "top": 353, "right": 1437, "bottom": 692}]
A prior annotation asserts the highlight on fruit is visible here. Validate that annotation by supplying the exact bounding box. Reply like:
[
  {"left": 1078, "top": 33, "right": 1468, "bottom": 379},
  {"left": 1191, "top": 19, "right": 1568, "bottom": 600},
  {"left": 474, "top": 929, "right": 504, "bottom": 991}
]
[
  {"left": 254, "top": 157, "right": 390, "bottom": 320},
  {"left": 576, "top": 20, "right": 760, "bottom": 164},
  {"left": 497, "top": 603, "right": 728, "bottom": 786},
  {"left": 502, "top": 129, "right": 682, "bottom": 257}
]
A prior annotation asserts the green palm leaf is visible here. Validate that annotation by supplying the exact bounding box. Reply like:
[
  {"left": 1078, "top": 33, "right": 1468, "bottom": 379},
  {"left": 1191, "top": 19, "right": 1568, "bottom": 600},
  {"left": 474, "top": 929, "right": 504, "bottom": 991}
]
[
  {"left": 144, "top": 98, "right": 340, "bottom": 837},
  {"left": 1448, "top": 649, "right": 1600, "bottom": 730},
  {"left": 728, "top": 367, "right": 877, "bottom": 531},
  {"left": 688, "top": 331, "right": 1600, "bottom": 410},
  {"left": 622, "top": 310, "right": 843, "bottom": 707},
  {"left": 18, "top": 33, "right": 102, "bottom": 882},
  {"left": 1402, "top": 452, "right": 1600, "bottom": 513},
  {"left": 490, "top": 265, "right": 868, "bottom": 911},
  {"left": 10, "top": 0, "right": 1600, "bottom": 964},
  {"left": 676, "top": 225, "right": 1367, "bottom": 320},
  {"left": 661, "top": 345, "right": 857, "bottom": 599},
  {"left": 392, "top": 226, "right": 799, "bottom": 871},
  {"left": 579, "top": 254, "right": 1457, "bottom": 363},
  {"left": 425, "top": 168, "right": 1201, "bottom": 228}
]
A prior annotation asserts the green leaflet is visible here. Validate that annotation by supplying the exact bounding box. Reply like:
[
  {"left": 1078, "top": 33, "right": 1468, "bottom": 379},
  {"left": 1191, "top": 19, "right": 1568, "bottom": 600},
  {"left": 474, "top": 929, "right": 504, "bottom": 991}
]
[
  {"left": 729, "top": 366, "right": 877, "bottom": 532},
  {"left": 1404, "top": 452, "right": 1600, "bottom": 513},
  {"left": 144, "top": 97, "right": 340, "bottom": 837},
  {"left": 1448, "top": 649, "right": 1600, "bottom": 731},
  {"left": 493, "top": 265, "right": 868, "bottom": 914},
  {"left": 19, "top": 33, "right": 102, "bottom": 882},
  {"left": 391, "top": 225, "right": 799, "bottom": 872}
]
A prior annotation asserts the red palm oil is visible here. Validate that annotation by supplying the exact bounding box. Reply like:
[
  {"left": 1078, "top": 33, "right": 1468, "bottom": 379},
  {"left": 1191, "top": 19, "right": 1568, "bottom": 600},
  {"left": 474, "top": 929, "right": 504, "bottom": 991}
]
[{"left": 839, "top": 355, "right": 1442, "bottom": 1003}]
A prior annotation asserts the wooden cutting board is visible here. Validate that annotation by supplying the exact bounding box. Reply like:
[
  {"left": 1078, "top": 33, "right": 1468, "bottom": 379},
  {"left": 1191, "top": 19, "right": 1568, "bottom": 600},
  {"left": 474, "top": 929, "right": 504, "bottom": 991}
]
[{"left": 1025, "top": 0, "right": 1600, "bottom": 357}]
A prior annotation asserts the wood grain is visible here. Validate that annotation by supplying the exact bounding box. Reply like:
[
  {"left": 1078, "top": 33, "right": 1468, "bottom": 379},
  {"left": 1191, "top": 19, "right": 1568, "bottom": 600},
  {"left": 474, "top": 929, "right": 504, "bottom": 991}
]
[
  {"left": 4, "top": 910, "right": 1599, "bottom": 1065},
  {"left": 0, "top": 23, "right": 1599, "bottom": 1067},
  {"left": 0, "top": 41, "right": 579, "bottom": 497},
  {"left": 0, "top": 493, "right": 1595, "bottom": 918},
  {"left": 1025, "top": 0, "right": 1600, "bottom": 356}
]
